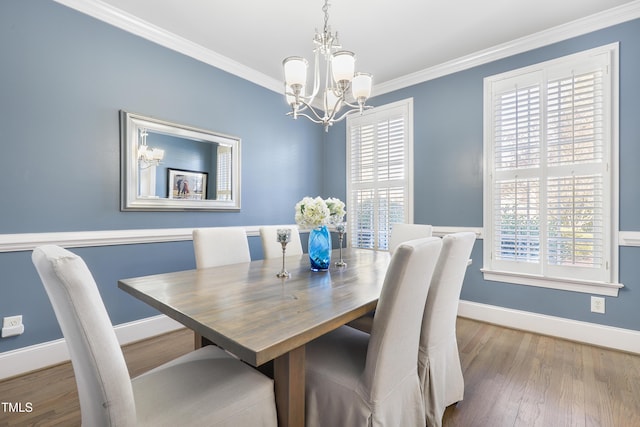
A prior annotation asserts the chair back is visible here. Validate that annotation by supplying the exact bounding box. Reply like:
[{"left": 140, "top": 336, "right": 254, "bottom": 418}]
[
  {"left": 259, "top": 226, "right": 304, "bottom": 259},
  {"left": 192, "top": 227, "right": 250, "bottom": 269},
  {"left": 32, "top": 245, "right": 136, "bottom": 426},
  {"left": 420, "top": 232, "right": 475, "bottom": 352},
  {"left": 419, "top": 232, "right": 475, "bottom": 425},
  {"left": 362, "top": 237, "right": 442, "bottom": 401},
  {"left": 389, "top": 223, "right": 432, "bottom": 254}
]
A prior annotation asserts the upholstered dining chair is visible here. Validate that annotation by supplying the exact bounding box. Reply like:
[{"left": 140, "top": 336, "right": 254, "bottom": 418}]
[
  {"left": 32, "top": 245, "right": 277, "bottom": 427},
  {"left": 304, "top": 237, "right": 442, "bottom": 427},
  {"left": 388, "top": 223, "right": 433, "bottom": 255},
  {"left": 192, "top": 227, "right": 251, "bottom": 349},
  {"left": 347, "top": 222, "right": 434, "bottom": 333},
  {"left": 192, "top": 227, "right": 251, "bottom": 269},
  {"left": 419, "top": 232, "right": 476, "bottom": 427},
  {"left": 259, "top": 225, "right": 304, "bottom": 259}
]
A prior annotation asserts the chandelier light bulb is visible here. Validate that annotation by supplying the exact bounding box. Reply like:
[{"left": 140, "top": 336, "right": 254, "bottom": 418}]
[
  {"left": 331, "top": 51, "right": 355, "bottom": 84},
  {"left": 283, "top": 57, "right": 308, "bottom": 87},
  {"left": 352, "top": 72, "right": 372, "bottom": 101}
]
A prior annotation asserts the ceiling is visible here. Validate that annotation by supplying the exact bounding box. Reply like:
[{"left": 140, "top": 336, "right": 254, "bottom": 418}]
[{"left": 65, "top": 0, "right": 639, "bottom": 93}]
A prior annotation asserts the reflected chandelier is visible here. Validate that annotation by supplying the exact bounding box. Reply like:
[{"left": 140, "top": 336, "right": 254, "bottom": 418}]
[
  {"left": 137, "top": 128, "right": 164, "bottom": 168},
  {"left": 283, "top": 0, "right": 373, "bottom": 132}
]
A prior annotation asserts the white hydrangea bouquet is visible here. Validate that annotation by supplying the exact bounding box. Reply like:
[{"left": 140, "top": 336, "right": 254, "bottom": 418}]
[{"left": 295, "top": 196, "right": 346, "bottom": 229}]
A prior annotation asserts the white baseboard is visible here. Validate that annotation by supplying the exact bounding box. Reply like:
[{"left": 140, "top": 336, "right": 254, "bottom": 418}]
[
  {"left": 0, "top": 315, "right": 183, "bottom": 380},
  {"left": 458, "top": 300, "right": 640, "bottom": 354}
]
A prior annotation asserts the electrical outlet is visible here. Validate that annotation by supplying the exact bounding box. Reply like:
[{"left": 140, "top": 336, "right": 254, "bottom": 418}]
[
  {"left": 1, "top": 315, "right": 24, "bottom": 338},
  {"left": 591, "top": 296, "right": 605, "bottom": 314},
  {"left": 2, "top": 315, "right": 22, "bottom": 328}
]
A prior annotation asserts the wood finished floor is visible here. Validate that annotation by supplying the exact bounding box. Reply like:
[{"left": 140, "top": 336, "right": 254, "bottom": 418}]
[{"left": 1, "top": 318, "right": 639, "bottom": 426}]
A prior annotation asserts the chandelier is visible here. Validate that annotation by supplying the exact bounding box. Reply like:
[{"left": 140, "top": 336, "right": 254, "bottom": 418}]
[{"left": 283, "top": 0, "right": 373, "bottom": 132}]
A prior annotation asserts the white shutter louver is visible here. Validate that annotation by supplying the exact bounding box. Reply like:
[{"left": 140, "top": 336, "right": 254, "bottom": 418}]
[
  {"left": 348, "top": 101, "right": 412, "bottom": 250},
  {"left": 484, "top": 45, "right": 616, "bottom": 291}
]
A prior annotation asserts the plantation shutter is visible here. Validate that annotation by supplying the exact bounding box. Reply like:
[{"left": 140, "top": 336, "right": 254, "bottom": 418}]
[
  {"left": 216, "top": 145, "right": 232, "bottom": 201},
  {"left": 348, "top": 100, "right": 412, "bottom": 250},
  {"left": 545, "top": 69, "right": 606, "bottom": 281},
  {"left": 492, "top": 82, "right": 542, "bottom": 275},
  {"left": 486, "top": 48, "right": 612, "bottom": 285}
]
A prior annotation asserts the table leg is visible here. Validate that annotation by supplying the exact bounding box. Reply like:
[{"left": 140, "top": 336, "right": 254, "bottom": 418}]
[
  {"left": 194, "top": 332, "right": 214, "bottom": 349},
  {"left": 274, "top": 345, "right": 305, "bottom": 427}
]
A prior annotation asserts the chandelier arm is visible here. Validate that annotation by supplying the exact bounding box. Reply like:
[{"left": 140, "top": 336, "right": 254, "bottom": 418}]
[
  {"left": 341, "top": 100, "right": 361, "bottom": 109},
  {"left": 309, "top": 50, "right": 320, "bottom": 101},
  {"left": 287, "top": 111, "right": 325, "bottom": 125},
  {"left": 341, "top": 100, "right": 375, "bottom": 113},
  {"left": 298, "top": 101, "right": 326, "bottom": 122},
  {"left": 332, "top": 106, "right": 373, "bottom": 123},
  {"left": 323, "top": 56, "right": 334, "bottom": 113},
  {"left": 288, "top": 98, "right": 327, "bottom": 123},
  {"left": 284, "top": 87, "right": 314, "bottom": 105},
  {"left": 323, "top": 96, "right": 343, "bottom": 124}
]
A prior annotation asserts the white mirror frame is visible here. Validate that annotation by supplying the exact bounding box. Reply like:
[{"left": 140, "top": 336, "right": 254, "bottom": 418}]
[{"left": 120, "top": 110, "right": 241, "bottom": 211}]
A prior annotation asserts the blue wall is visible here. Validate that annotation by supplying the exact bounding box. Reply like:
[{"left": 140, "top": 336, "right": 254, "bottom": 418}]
[
  {"left": 324, "top": 18, "right": 640, "bottom": 332},
  {"left": 0, "top": 0, "right": 323, "bottom": 352},
  {"left": 2, "top": 0, "right": 640, "bottom": 355}
]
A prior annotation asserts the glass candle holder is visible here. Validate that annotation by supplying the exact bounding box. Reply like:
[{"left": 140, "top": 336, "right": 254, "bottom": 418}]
[
  {"left": 335, "top": 222, "right": 347, "bottom": 268},
  {"left": 276, "top": 228, "right": 291, "bottom": 278}
]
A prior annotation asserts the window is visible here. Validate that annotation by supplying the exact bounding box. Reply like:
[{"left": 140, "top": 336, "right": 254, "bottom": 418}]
[
  {"left": 347, "top": 99, "right": 413, "bottom": 250},
  {"left": 483, "top": 44, "right": 621, "bottom": 296}
]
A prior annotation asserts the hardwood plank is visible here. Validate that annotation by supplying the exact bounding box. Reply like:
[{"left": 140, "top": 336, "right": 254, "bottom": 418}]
[
  {"left": 443, "top": 318, "right": 640, "bottom": 427},
  {"left": 3, "top": 318, "right": 640, "bottom": 426},
  {"left": 0, "top": 328, "right": 193, "bottom": 427}
]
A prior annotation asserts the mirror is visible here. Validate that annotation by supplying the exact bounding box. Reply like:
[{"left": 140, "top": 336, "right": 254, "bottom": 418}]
[{"left": 120, "top": 111, "right": 241, "bottom": 211}]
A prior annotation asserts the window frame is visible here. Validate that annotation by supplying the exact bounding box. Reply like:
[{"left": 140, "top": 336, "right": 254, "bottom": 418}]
[
  {"left": 346, "top": 98, "right": 414, "bottom": 251},
  {"left": 482, "top": 43, "right": 622, "bottom": 297}
]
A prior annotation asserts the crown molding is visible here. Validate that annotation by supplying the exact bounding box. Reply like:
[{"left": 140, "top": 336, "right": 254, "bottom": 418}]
[
  {"left": 54, "top": 0, "right": 640, "bottom": 98},
  {"left": 373, "top": 0, "right": 640, "bottom": 96},
  {"left": 53, "top": 0, "right": 282, "bottom": 93}
]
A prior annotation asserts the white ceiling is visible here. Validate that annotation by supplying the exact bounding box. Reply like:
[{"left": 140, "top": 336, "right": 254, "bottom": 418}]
[{"left": 63, "top": 0, "right": 639, "bottom": 93}]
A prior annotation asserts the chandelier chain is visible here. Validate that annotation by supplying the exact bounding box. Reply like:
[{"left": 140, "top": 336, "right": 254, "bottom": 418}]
[{"left": 322, "top": 0, "right": 329, "bottom": 34}]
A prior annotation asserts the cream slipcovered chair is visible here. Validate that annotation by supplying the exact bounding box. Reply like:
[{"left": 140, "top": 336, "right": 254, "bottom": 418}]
[
  {"left": 192, "top": 227, "right": 251, "bottom": 349},
  {"left": 192, "top": 227, "right": 250, "bottom": 269},
  {"left": 32, "top": 245, "right": 277, "bottom": 427},
  {"left": 348, "top": 223, "right": 433, "bottom": 333},
  {"left": 305, "top": 237, "right": 442, "bottom": 427},
  {"left": 388, "top": 223, "right": 433, "bottom": 255},
  {"left": 419, "top": 232, "right": 476, "bottom": 427},
  {"left": 259, "top": 226, "right": 304, "bottom": 259}
]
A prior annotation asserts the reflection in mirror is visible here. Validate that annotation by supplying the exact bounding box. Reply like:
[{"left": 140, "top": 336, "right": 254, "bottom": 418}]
[{"left": 120, "top": 111, "right": 241, "bottom": 211}]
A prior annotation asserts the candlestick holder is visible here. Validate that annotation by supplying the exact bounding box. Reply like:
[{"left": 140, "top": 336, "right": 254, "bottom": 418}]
[
  {"left": 335, "top": 222, "right": 347, "bottom": 268},
  {"left": 276, "top": 228, "right": 291, "bottom": 278}
]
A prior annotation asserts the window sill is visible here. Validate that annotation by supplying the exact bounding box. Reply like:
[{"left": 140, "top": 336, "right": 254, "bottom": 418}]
[{"left": 481, "top": 269, "right": 623, "bottom": 297}]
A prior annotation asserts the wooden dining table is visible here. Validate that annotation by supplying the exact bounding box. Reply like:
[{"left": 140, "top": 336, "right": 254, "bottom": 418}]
[{"left": 118, "top": 248, "right": 391, "bottom": 427}]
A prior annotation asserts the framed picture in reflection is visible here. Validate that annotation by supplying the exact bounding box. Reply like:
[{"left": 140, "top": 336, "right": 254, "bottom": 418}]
[{"left": 168, "top": 168, "right": 208, "bottom": 200}]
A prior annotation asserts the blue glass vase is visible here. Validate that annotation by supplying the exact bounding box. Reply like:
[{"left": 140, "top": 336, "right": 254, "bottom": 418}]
[{"left": 308, "top": 225, "right": 332, "bottom": 271}]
